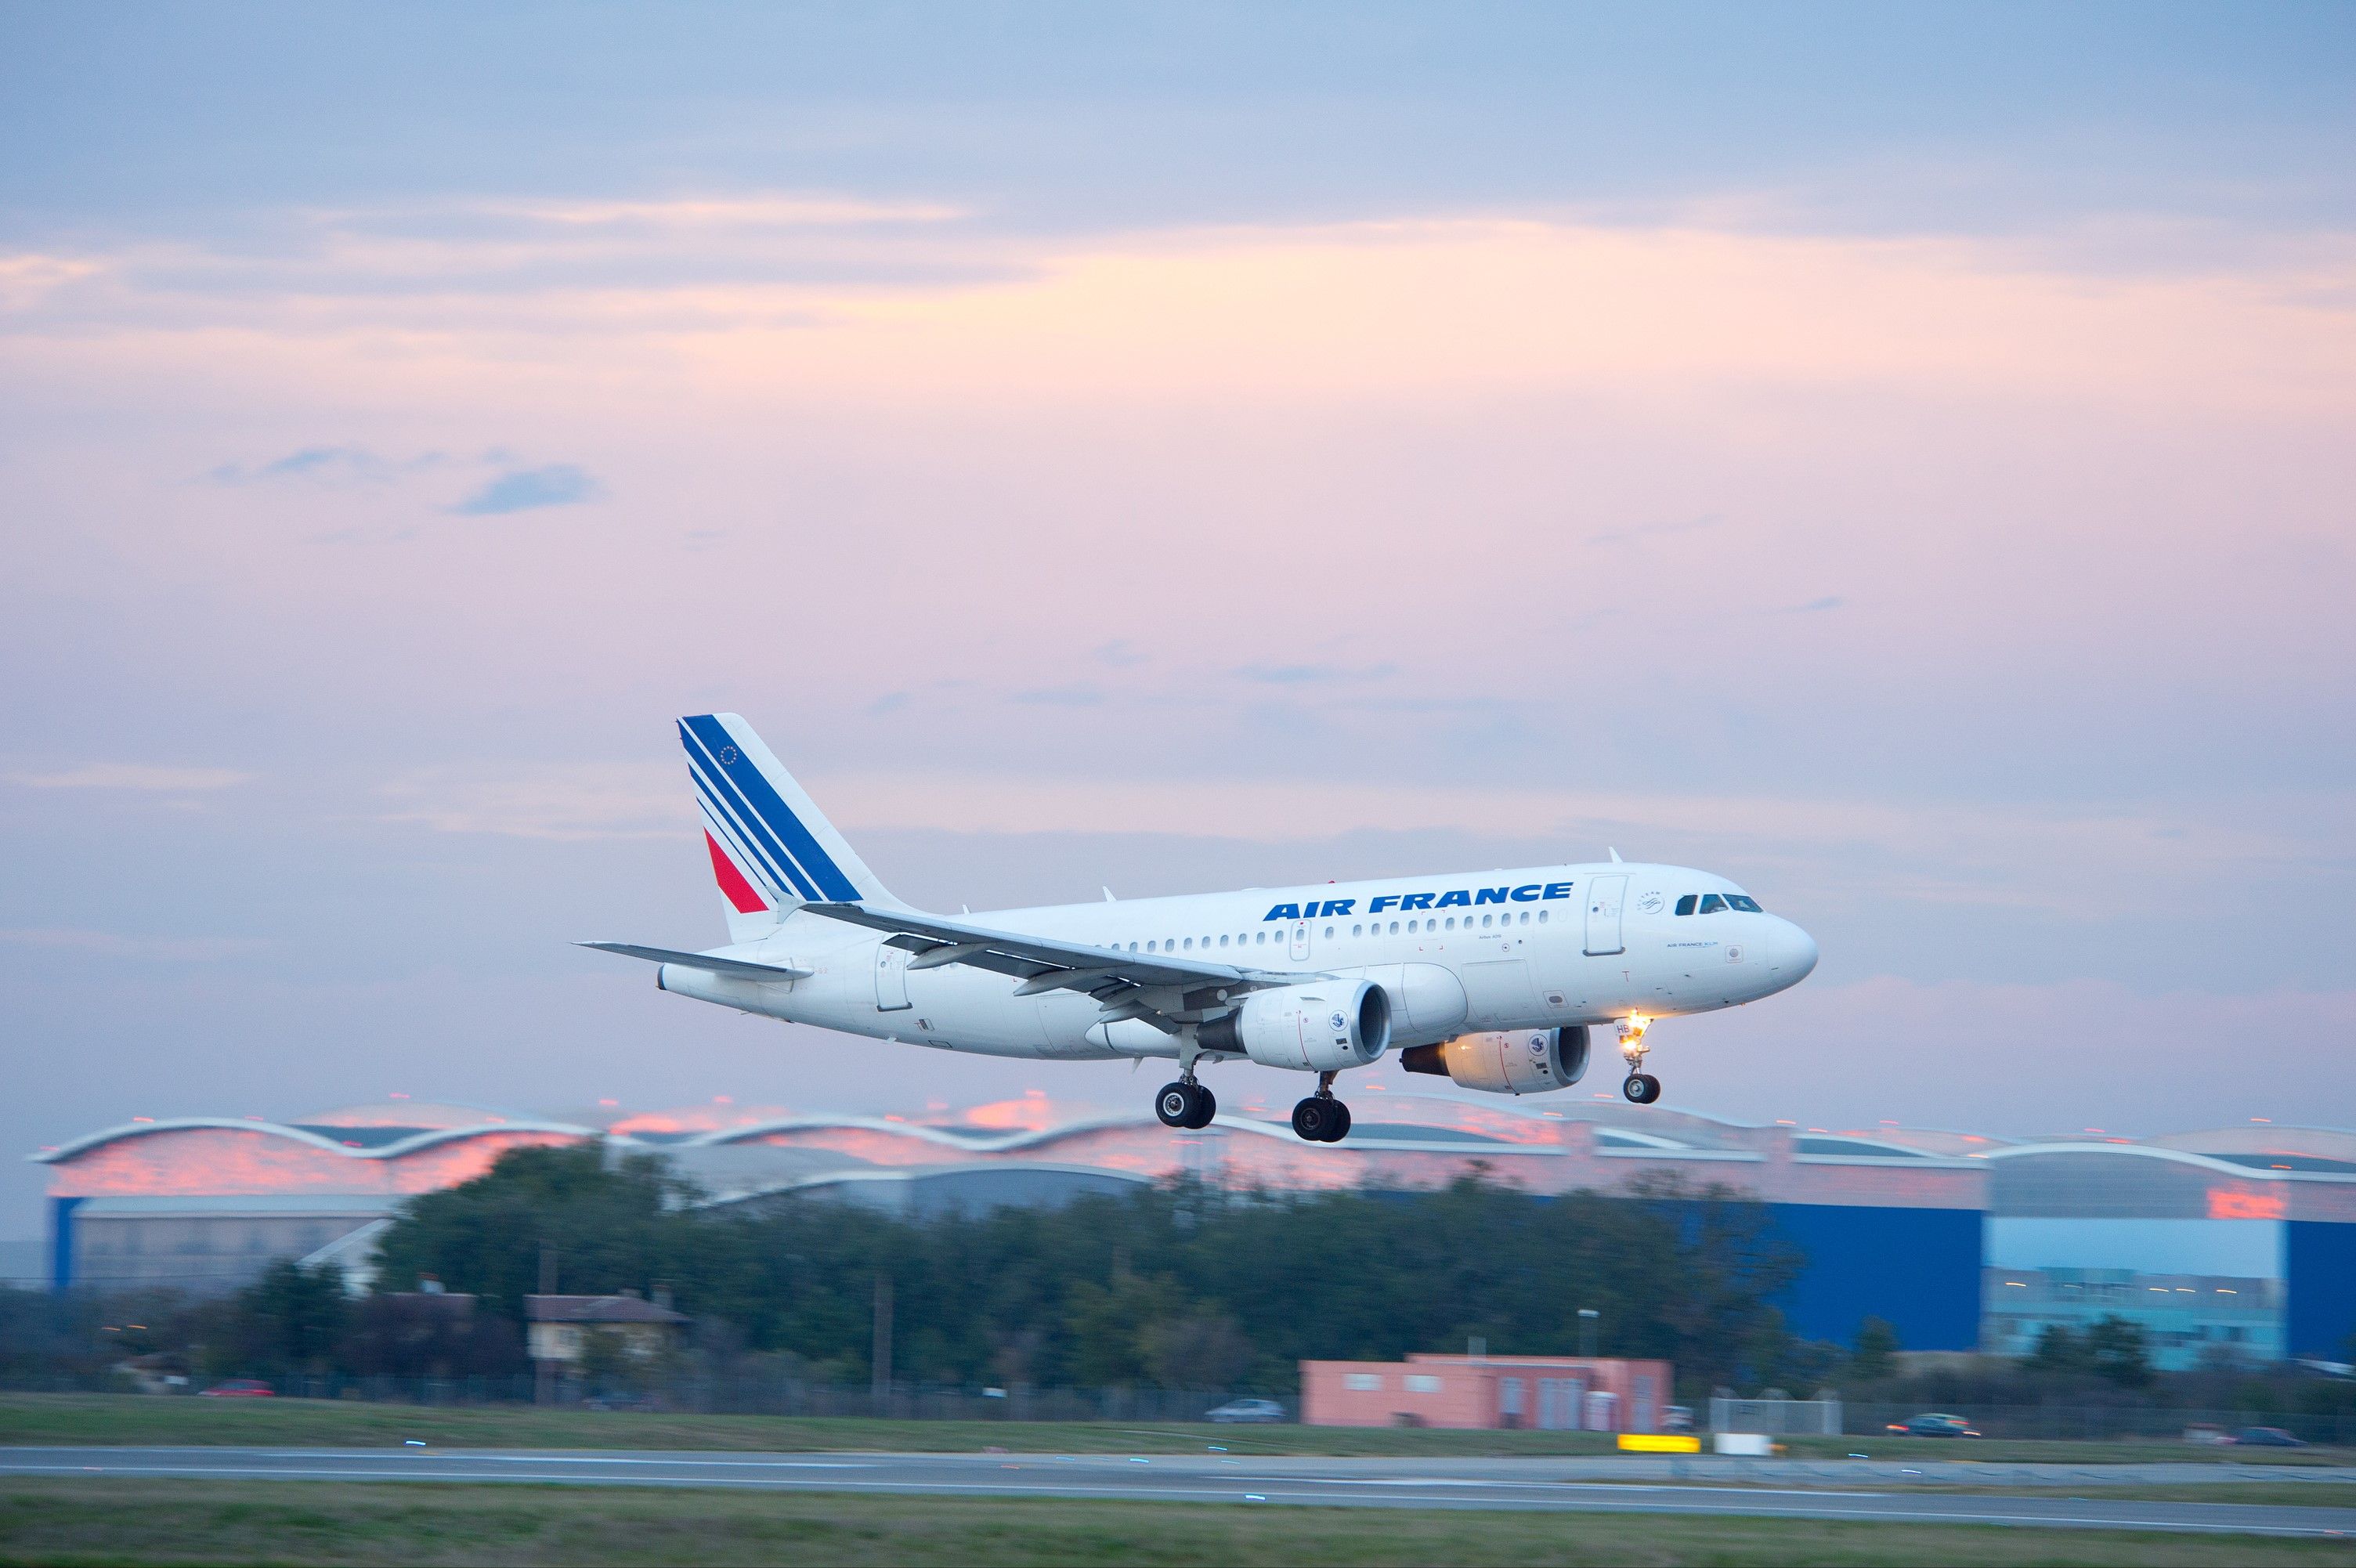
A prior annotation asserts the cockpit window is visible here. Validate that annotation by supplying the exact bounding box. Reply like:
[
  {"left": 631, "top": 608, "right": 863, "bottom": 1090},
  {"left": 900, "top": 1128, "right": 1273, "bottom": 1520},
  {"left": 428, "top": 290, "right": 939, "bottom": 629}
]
[
  {"left": 1674, "top": 894, "right": 1697, "bottom": 916},
  {"left": 1697, "top": 894, "right": 1726, "bottom": 914},
  {"left": 1725, "top": 894, "right": 1763, "bottom": 912}
]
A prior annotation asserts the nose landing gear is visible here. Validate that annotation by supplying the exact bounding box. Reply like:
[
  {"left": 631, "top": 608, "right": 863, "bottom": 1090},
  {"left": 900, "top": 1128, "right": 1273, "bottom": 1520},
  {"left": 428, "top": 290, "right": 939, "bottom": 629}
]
[
  {"left": 1292, "top": 1070, "right": 1353, "bottom": 1143},
  {"left": 1617, "top": 1016, "right": 1662, "bottom": 1104}
]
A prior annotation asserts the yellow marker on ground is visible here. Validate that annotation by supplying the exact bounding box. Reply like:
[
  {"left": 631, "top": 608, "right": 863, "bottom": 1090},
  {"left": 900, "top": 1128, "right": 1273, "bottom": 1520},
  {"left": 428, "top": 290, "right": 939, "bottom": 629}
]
[{"left": 1616, "top": 1433, "right": 1701, "bottom": 1453}]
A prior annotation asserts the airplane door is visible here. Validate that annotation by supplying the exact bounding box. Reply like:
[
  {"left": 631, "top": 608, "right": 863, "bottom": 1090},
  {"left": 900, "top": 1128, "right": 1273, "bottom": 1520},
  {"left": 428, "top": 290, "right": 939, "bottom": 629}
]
[
  {"left": 1289, "top": 919, "right": 1310, "bottom": 961},
  {"left": 1584, "top": 874, "right": 1628, "bottom": 956},
  {"left": 873, "top": 945, "right": 911, "bottom": 1011}
]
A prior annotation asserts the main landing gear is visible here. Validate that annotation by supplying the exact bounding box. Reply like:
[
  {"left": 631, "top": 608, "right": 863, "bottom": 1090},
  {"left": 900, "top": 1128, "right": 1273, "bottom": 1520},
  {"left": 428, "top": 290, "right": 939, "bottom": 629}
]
[
  {"left": 1618, "top": 1016, "right": 1662, "bottom": 1105},
  {"left": 1155, "top": 1078, "right": 1216, "bottom": 1130},
  {"left": 1292, "top": 1071, "right": 1353, "bottom": 1143}
]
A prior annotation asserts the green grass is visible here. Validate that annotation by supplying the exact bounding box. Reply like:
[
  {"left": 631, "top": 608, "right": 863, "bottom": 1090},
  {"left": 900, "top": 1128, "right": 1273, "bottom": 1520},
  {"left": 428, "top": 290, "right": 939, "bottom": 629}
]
[
  {"left": 1572, "top": 1481, "right": 2356, "bottom": 1508},
  {"left": 1, "top": 1479, "right": 2350, "bottom": 1566},
  {"left": 5, "top": 1396, "right": 2348, "bottom": 1465}
]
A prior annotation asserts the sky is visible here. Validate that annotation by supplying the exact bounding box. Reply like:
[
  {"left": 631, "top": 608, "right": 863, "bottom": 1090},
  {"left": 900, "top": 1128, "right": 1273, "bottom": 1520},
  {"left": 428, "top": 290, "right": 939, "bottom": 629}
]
[{"left": 2, "top": 2, "right": 2352, "bottom": 1237}]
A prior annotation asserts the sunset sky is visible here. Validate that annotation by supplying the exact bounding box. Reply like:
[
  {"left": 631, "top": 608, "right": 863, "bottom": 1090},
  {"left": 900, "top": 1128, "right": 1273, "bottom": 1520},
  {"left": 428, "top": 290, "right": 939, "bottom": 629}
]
[{"left": 2, "top": 3, "right": 2352, "bottom": 1235}]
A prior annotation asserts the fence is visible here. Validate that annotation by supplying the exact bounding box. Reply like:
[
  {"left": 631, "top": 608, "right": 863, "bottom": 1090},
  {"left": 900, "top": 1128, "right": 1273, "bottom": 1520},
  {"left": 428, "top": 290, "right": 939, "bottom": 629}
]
[
  {"left": 0, "top": 1371, "right": 1265, "bottom": 1422},
  {"left": 1842, "top": 1400, "right": 2356, "bottom": 1446},
  {"left": 9, "top": 1373, "right": 2353, "bottom": 1443},
  {"left": 1708, "top": 1396, "right": 1842, "bottom": 1436}
]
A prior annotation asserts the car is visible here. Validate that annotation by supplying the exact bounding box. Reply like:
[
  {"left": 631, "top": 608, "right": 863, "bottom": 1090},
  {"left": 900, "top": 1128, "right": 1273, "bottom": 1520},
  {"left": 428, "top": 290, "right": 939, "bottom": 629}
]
[
  {"left": 2233, "top": 1426, "right": 2307, "bottom": 1447},
  {"left": 197, "top": 1379, "right": 274, "bottom": 1398},
  {"left": 1884, "top": 1412, "right": 1981, "bottom": 1438},
  {"left": 1660, "top": 1405, "right": 1695, "bottom": 1433},
  {"left": 1206, "top": 1397, "right": 1286, "bottom": 1424}
]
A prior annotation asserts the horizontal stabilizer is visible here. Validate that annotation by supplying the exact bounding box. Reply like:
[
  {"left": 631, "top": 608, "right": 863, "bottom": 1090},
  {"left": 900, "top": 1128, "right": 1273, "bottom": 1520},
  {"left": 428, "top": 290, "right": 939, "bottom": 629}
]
[{"left": 577, "top": 941, "right": 812, "bottom": 982}]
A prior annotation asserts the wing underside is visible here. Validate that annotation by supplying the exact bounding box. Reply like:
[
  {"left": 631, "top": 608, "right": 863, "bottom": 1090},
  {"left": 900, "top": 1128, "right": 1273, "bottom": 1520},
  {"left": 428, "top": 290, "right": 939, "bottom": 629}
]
[{"left": 804, "top": 901, "right": 1286, "bottom": 1033}]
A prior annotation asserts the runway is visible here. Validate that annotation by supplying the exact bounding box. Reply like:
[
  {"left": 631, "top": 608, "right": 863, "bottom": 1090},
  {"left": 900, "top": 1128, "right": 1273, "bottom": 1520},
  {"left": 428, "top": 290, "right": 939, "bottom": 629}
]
[{"left": 4, "top": 1447, "right": 2354, "bottom": 1537}]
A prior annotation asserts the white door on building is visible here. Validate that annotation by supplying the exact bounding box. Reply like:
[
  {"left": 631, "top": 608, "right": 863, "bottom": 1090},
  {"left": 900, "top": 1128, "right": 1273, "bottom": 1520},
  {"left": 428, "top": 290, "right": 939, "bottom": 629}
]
[
  {"left": 1584, "top": 875, "right": 1628, "bottom": 956},
  {"left": 1538, "top": 1377, "right": 1586, "bottom": 1430}
]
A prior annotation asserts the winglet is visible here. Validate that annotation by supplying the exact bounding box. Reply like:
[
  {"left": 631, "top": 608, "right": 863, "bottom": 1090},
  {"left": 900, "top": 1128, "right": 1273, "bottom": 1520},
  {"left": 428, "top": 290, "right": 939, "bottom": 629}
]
[{"left": 1609, "top": 847, "right": 1624, "bottom": 863}]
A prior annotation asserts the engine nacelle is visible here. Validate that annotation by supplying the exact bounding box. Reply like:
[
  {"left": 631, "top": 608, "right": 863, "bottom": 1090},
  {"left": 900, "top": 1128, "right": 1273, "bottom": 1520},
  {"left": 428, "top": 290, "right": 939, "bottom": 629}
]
[
  {"left": 1198, "top": 981, "right": 1391, "bottom": 1072},
  {"left": 1400, "top": 1027, "right": 1590, "bottom": 1095}
]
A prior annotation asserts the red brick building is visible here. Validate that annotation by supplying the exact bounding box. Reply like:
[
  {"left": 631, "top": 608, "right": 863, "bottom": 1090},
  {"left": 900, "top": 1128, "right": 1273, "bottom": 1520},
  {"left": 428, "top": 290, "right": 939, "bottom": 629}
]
[{"left": 1300, "top": 1353, "right": 1673, "bottom": 1432}]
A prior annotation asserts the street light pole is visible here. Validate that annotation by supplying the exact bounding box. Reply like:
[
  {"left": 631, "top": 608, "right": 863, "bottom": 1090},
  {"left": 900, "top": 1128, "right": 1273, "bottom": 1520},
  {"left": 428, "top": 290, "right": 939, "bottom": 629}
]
[{"left": 1577, "top": 1308, "right": 1599, "bottom": 1360}]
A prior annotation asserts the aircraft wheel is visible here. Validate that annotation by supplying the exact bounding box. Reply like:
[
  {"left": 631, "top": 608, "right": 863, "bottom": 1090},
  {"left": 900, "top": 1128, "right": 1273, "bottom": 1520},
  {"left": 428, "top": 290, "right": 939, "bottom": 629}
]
[
  {"left": 1156, "top": 1082, "right": 1196, "bottom": 1128},
  {"left": 1323, "top": 1100, "right": 1353, "bottom": 1142},
  {"left": 1623, "top": 1073, "right": 1661, "bottom": 1105},
  {"left": 1182, "top": 1085, "right": 1217, "bottom": 1129},
  {"left": 1292, "top": 1096, "right": 1338, "bottom": 1142}
]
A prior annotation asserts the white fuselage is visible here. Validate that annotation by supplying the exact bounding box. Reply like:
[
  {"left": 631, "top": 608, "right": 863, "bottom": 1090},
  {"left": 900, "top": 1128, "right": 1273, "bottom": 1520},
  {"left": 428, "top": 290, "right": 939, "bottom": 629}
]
[{"left": 656, "top": 860, "right": 1818, "bottom": 1062}]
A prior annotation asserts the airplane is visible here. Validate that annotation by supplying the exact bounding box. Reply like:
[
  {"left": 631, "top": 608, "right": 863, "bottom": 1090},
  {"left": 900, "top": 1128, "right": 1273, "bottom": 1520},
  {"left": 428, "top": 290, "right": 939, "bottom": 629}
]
[{"left": 585, "top": 713, "right": 1819, "bottom": 1143}]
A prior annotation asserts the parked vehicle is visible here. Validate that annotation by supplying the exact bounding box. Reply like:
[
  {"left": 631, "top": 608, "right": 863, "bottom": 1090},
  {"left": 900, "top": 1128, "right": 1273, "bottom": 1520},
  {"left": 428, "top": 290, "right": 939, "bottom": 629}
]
[
  {"left": 1884, "top": 1412, "right": 1980, "bottom": 1438},
  {"left": 2233, "top": 1426, "right": 2307, "bottom": 1447},
  {"left": 198, "top": 1380, "right": 274, "bottom": 1398},
  {"left": 1206, "top": 1397, "right": 1286, "bottom": 1424},
  {"left": 1660, "top": 1405, "right": 1695, "bottom": 1433}
]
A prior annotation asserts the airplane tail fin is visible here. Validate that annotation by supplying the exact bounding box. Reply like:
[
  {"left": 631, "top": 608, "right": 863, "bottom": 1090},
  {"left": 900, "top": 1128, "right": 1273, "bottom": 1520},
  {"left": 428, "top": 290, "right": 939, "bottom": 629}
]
[{"left": 678, "top": 713, "right": 898, "bottom": 941}]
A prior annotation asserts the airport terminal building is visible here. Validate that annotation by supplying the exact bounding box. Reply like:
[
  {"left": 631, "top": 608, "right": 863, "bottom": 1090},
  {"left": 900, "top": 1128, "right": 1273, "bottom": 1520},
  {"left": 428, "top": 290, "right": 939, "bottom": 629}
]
[{"left": 31, "top": 1095, "right": 2356, "bottom": 1367}]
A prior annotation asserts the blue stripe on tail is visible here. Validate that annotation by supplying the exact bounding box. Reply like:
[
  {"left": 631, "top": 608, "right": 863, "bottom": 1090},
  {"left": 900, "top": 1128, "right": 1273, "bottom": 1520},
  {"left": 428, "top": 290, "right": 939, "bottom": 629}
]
[
  {"left": 678, "top": 715, "right": 862, "bottom": 901},
  {"left": 689, "top": 761, "right": 816, "bottom": 902}
]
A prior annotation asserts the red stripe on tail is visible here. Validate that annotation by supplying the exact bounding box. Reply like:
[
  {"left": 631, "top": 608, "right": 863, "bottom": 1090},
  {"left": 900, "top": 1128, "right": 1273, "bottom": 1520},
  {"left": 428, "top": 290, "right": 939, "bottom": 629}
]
[{"left": 705, "top": 831, "right": 769, "bottom": 913}]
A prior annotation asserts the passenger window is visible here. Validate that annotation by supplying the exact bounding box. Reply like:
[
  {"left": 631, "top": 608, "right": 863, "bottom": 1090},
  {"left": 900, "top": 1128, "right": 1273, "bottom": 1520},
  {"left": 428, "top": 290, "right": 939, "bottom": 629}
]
[
  {"left": 1218, "top": 934, "right": 1228, "bottom": 946},
  {"left": 1537, "top": 910, "right": 1547, "bottom": 923},
  {"left": 1388, "top": 921, "right": 1400, "bottom": 934},
  {"left": 1675, "top": 895, "right": 1697, "bottom": 916},
  {"left": 1697, "top": 894, "right": 1725, "bottom": 914},
  {"left": 1183, "top": 938, "right": 1192, "bottom": 950},
  {"left": 1324, "top": 926, "right": 1335, "bottom": 939},
  {"left": 1481, "top": 914, "right": 1492, "bottom": 927},
  {"left": 1352, "top": 923, "right": 1363, "bottom": 937},
  {"left": 1519, "top": 912, "right": 1529, "bottom": 924},
  {"left": 1256, "top": 931, "right": 1267, "bottom": 944},
  {"left": 1146, "top": 941, "right": 1156, "bottom": 952}
]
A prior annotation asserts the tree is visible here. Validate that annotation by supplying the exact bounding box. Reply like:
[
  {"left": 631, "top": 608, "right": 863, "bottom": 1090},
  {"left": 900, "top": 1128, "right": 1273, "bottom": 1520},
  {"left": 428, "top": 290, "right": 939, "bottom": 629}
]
[
  {"left": 1849, "top": 1316, "right": 1900, "bottom": 1383},
  {"left": 342, "top": 1293, "right": 526, "bottom": 1379},
  {"left": 358, "top": 1160, "right": 1815, "bottom": 1395},
  {"left": 1140, "top": 1311, "right": 1252, "bottom": 1392},
  {"left": 226, "top": 1261, "right": 349, "bottom": 1378},
  {"left": 2030, "top": 1322, "right": 2088, "bottom": 1377},
  {"left": 370, "top": 1143, "right": 712, "bottom": 1324},
  {"left": 2084, "top": 1315, "right": 2153, "bottom": 1387}
]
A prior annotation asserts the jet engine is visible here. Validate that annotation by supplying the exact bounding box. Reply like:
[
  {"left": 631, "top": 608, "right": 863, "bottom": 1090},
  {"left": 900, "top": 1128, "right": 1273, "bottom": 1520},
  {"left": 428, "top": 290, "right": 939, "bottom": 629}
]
[
  {"left": 1197, "top": 980, "right": 1390, "bottom": 1071},
  {"left": 1399, "top": 1026, "right": 1589, "bottom": 1095}
]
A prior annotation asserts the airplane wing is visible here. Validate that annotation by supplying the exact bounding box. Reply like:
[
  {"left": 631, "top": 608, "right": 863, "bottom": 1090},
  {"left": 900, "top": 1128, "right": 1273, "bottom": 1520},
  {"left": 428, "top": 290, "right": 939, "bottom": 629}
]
[
  {"left": 578, "top": 941, "right": 815, "bottom": 982},
  {"left": 801, "top": 901, "right": 1288, "bottom": 1030}
]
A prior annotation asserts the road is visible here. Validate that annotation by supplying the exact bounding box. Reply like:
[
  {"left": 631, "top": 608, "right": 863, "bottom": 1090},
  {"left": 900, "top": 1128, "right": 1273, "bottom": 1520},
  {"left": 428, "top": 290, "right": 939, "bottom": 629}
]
[{"left": 3, "top": 1447, "right": 2354, "bottom": 1537}]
